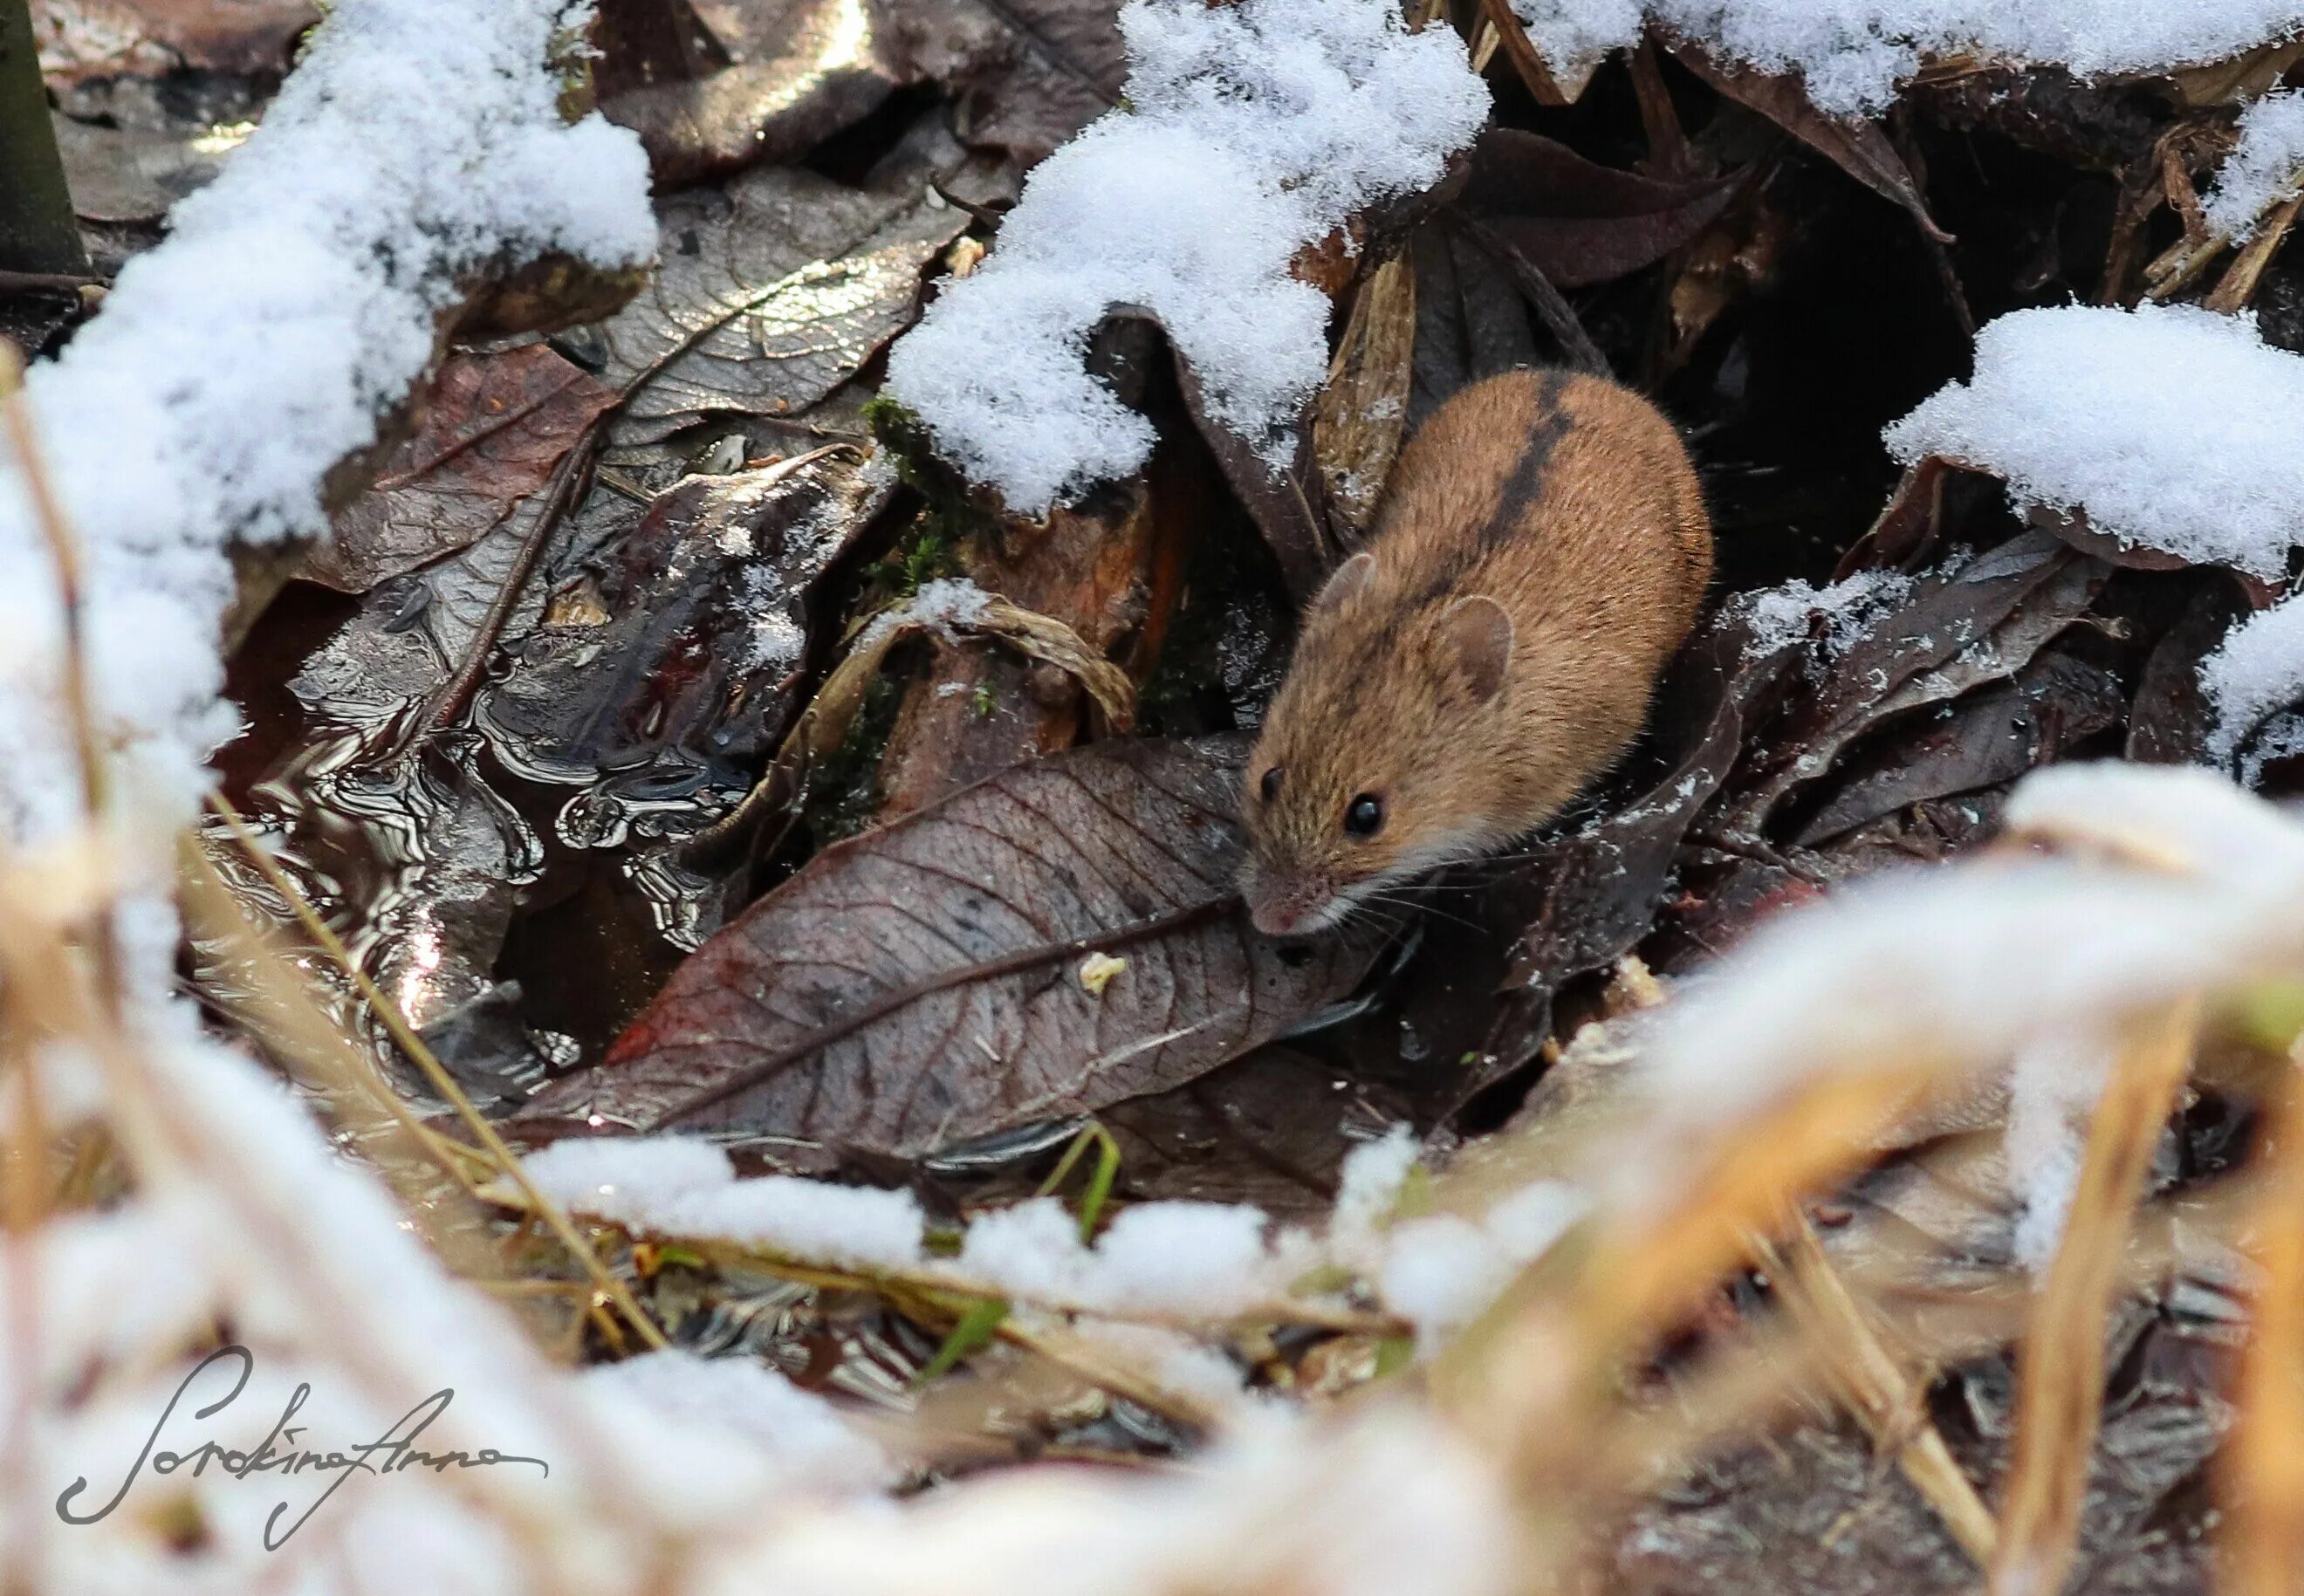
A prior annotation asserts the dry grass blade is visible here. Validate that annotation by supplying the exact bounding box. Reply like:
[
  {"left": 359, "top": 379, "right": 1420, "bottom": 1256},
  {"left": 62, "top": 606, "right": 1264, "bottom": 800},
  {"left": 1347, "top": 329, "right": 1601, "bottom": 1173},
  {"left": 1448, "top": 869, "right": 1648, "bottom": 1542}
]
[
  {"left": 2205, "top": 195, "right": 2304, "bottom": 315},
  {"left": 1475, "top": 0, "right": 1568, "bottom": 105},
  {"left": 1754, "top": 1214, "right": 1999, "bottom": 1565},
  {"left": 205, "top": 791, "right": 669, "bottom": 1353},
  {"left": 2218, "top": 1043, "right": 2304, "bottom": 1596},
  {"left": 1989, "top": 999, "right": 2201, "bottom": 1596}
]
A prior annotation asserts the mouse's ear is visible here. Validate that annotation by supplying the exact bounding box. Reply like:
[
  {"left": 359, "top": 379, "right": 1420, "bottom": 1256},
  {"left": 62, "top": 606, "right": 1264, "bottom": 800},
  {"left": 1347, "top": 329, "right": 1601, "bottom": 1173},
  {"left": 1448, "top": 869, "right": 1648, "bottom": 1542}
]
[
  {"left": 1439, "top": 595, "right": 1512, "bottom": 703},
  {"left": 1310, "top": 551, "right": 1375, "bottom": 614}
]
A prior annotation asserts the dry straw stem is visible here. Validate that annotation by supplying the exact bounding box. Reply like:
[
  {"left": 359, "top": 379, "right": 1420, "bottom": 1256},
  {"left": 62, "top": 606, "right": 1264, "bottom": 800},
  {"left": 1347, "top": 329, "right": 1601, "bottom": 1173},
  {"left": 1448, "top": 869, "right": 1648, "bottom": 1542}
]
[
  {"left": 1313, "top": 251, "right": 1416, "bottom": 538},
  {"left": 2218, "top": 1040, "right": 2304, "bottom": 1596},
  {"left": 1752, "top": 1214, "right": 1999, "bottom": 1565},
  {"left": 2205, "top": 193, "right": 2304, "bottom": 314},
  {"left": 205, "top": 790, "right": 669, "bottom": 1352},
  {"left": 1989, "top": 998, "right": 2202, "bottom": 1596}
]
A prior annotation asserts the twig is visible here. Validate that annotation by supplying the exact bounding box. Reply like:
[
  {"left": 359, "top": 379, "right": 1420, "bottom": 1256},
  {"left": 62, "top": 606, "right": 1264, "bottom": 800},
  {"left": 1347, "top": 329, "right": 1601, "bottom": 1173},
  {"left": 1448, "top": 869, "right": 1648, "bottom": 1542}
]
[
  {"left": 417, "top": 412, "right": 605, "bottom": 735},
  {"left": 2205, "top": 195, "right": 2304, "bottom": 316},
  {"left": 1753, "top": 1213, "right": 1999, "bottom": 1566},
  {"left": 1474, "top": 0, "right": 1568, "bottom": 105},
  {"left": 206, "top": 789, "right": 669, "bottom": 1352},
  {"left": 1449, "top": 209, "right": 1613, "bottom": 378}
]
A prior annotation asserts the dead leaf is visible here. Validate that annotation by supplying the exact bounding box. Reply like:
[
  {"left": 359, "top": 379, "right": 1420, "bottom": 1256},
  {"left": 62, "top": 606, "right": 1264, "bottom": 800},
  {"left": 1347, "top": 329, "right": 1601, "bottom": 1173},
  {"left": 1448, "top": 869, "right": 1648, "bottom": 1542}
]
[
  {"left": 597, "top": 145, "right": 970, "bottom": 444},
  {"left": 476, "top": 450, "right": 890, "bottom": 839},
  {"left": 52, "top": 109, "right": 235, "bottom": 224},
  {"left": 881, "top": 0, "right": 1126, "bottom": 164},
  {"left": 1724, "top": 531, "right": 2109, "bottom": 838},
  {"left": 309, "top": 346, "right": 618, "bottom": 593},
  {"left": 1313, "top": 251, "right": 1416, "bottom": 541},
  {"left": 1462, "top": 128, "right": 1738, "bottom": 288},
  {"left": 1792, "top": 652, "right": 2124, "bottom": 846},
  {"left": 515, "top": 736, "right": 1382, "bottom": 1159},
  {"left": 1675, "top": 42, "right": 1951, "bottom": 244},
  {"left": 605, "top": 0, "right": 901, "bottom": 187},
  {"left": 31, "top": 0, "right": 314, "bottom": 81},
  {"left": 2127, "top": 576, "right": 2251, "bottom": 765}
]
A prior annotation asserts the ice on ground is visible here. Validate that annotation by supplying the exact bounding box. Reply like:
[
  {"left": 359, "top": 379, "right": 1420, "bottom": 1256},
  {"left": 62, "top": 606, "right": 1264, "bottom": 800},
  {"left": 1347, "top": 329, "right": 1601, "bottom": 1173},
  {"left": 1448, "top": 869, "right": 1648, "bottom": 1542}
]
[
  {"left": 2206, "top": 89, "right": 2304, "bottom": 238},
  {"left": 885, "top": 0, "right": 1487, "bottom": 512},
  {"left": 1885, "top": 304, "right": 2304, "bottom": 581},
  {"left": 1512, "top": 0, "right": 2304, "bottom": 115}
]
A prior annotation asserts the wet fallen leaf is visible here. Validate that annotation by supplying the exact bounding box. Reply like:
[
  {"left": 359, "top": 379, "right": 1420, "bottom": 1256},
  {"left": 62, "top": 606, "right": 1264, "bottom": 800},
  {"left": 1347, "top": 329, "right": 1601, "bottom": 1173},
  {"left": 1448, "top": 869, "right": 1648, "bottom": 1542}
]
[
  {"left": 1792, "top": 651, "right": 2124, "bottom": 846},
  {"left": 1462, "top": 128, "right": 1738, "bottom": 289},
  {"left": 517, "top": 736, "right": 1382, "bottom": 1159},
  {"left": 31, "top": 0, "right": 314, "bottom": 81},
  {"left": 1407, "top": 222, "right": 1545, "bottom": 433},
  {"left": 477, "top": 450, "right": 891, "bottom": 849},
  {"left": 606, "top": 0, "right": 900, "bottom": 187},
  {"left": 597, "top": 135, "right": 971, "bottom": 444},
  {"left": 1724, "top": 531, "right": 2109, "bottom": 838},
  {"left": 1676, "top": 43, "right": 1951, "bottom": 244},
  {"left": 309, "top": 346, "right": 618, "bottom": 593}
]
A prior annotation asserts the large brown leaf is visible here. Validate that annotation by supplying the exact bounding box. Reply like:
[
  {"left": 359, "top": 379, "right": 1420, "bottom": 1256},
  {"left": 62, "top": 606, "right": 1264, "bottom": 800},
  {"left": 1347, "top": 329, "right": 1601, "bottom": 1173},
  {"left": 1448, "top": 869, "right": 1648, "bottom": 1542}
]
[
  {"left": 309, "top": 346, "right": 618, "bottom": 593},
  {"left": 597, "top": 147, "right": 970, "bottom": 445},
  {"left": 517, "top": 736, "right": 1381, "bottom": 1159},
  {"left": 883, "top": 0, "right": 1126, "bottom": 164}
]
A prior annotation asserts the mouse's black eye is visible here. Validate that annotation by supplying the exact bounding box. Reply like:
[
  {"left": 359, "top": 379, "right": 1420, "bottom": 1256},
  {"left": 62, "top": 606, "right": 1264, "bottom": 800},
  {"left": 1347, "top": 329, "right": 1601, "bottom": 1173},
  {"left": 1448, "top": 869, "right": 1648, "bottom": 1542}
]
[
  {"left": 1259, "top": 766, "right": 1283, "bottom": 804},
  {"left": 1344, "top": 792, "right": 1385, "bottom": 839}
]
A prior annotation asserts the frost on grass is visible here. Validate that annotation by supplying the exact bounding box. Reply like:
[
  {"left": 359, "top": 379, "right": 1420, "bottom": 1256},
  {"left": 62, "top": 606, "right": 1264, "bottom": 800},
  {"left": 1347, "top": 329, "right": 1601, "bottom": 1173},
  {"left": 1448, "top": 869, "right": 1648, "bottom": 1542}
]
[
  {"left": 884, "top": 0, "right": 1487, "bottom": 512},
  {"left": 2005, "top": 1032, "right": 2114, "bottom": 1271},
  {"left": 1511, "top": 0, "right": 2304, "bottom": 115},
  {"left": 857, "top": 574, "right": 995, "bottom": 649},
  {"left": 1725, "top": 568, "right": 1917, "bottom": 660},
  {"left": 1884, "top": 305, "right": 2304, "bottom": 580},
  {"left": 0, "top": 0, "right": 651, "bottom": 846},
  {"left": 2205, "top": 90, "right": 2304, "bottom": 238}
]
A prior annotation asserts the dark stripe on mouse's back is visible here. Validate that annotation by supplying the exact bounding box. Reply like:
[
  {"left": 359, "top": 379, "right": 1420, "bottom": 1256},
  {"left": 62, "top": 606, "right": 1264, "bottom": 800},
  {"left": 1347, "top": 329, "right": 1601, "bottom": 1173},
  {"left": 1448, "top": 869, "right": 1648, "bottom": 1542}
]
[{"left": 1402, "top": 368, "right": 1576, "bottom": 613}]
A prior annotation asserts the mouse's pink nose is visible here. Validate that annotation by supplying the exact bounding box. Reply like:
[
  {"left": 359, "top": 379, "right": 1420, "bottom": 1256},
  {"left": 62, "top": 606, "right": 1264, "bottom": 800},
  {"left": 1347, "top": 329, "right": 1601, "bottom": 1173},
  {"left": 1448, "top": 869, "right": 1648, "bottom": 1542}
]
[{"left": 1247, "top": 875, "right": 1327, "bottom": 937}]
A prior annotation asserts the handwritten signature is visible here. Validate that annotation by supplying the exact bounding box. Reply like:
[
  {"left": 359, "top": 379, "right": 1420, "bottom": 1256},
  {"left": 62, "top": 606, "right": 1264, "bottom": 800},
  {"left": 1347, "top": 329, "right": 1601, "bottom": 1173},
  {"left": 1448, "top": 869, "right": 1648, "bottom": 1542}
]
[{"left": 55, "top": 1346, "right": 549, "bottom": 1550}]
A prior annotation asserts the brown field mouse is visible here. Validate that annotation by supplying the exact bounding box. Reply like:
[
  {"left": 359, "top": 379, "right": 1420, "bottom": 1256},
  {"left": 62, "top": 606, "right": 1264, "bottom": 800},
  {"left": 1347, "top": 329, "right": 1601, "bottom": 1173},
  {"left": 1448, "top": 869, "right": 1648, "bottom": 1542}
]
[{"left": 1240, "top": 367, "right": 1712, "bottom": 936}]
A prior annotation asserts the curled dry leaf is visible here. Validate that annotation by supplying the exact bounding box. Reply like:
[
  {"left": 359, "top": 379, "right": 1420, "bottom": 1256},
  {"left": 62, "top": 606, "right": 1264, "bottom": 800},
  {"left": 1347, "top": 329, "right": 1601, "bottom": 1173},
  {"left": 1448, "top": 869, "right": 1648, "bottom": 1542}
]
[
  {"left": 309, "top": 346, "right": 619, "bottom": 593},
  {"left": 1313, "top": 251, "right": 1416, "bottom": 540},
  {"left": 52, "top": 110, "right": 235, "bottom": 224},
  {"left": 517, "top": 736, "right": 1382, "bottom": 1160},
  {"left": 1461, "top": 128, "right": 1738, "bottom": 290},
  {"left": 596, "top": 150, "right": 970, "bottom": 444}
]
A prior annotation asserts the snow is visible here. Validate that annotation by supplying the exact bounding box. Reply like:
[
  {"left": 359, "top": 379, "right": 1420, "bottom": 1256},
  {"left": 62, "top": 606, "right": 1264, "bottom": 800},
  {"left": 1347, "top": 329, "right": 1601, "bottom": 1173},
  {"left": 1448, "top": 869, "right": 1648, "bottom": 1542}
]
[
  {"left": 520, "top": 1137, "right": 929, "bottom": 1273},
  {"left": 1375, "top": 1183, "right": 1585, "bottom": 1348},
  {"left": 2005, "top": 1033, "right": 2111, "bottom": 1271},
  {"left": 1727, "top": 568, "right": 1917, "bottom": 659},
  {"left": 0, "top": 0, "right": 652, "bottom": 849},
  {"left": 1885, "top": 305, "right": 2304, "bottom": 581},
  {"left": 2205, "top": 90, "right": 2304, "bottom": 239},
  {"left": 2204, "top": 587, "right": 2304, "bottom": 774},
  {"left": 859, "top": 574, "right": 995, "bottom": 649},
  {"left": 583, "top": 1350, "right": 888, "bottom": 1493},
  {"left": 885, "top": 0, "right": 1488, "bottom": 512},
  {"left": 1511, "top": 0, "right": 2304, "bottom": 115}
]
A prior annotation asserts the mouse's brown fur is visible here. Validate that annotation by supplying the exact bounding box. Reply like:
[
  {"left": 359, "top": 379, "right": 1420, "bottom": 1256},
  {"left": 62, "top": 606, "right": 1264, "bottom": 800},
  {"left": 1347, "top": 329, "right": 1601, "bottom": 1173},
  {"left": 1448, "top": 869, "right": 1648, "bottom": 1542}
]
[{"left": 1240, "top": 367, "right": 1711, "bottom": 936}]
